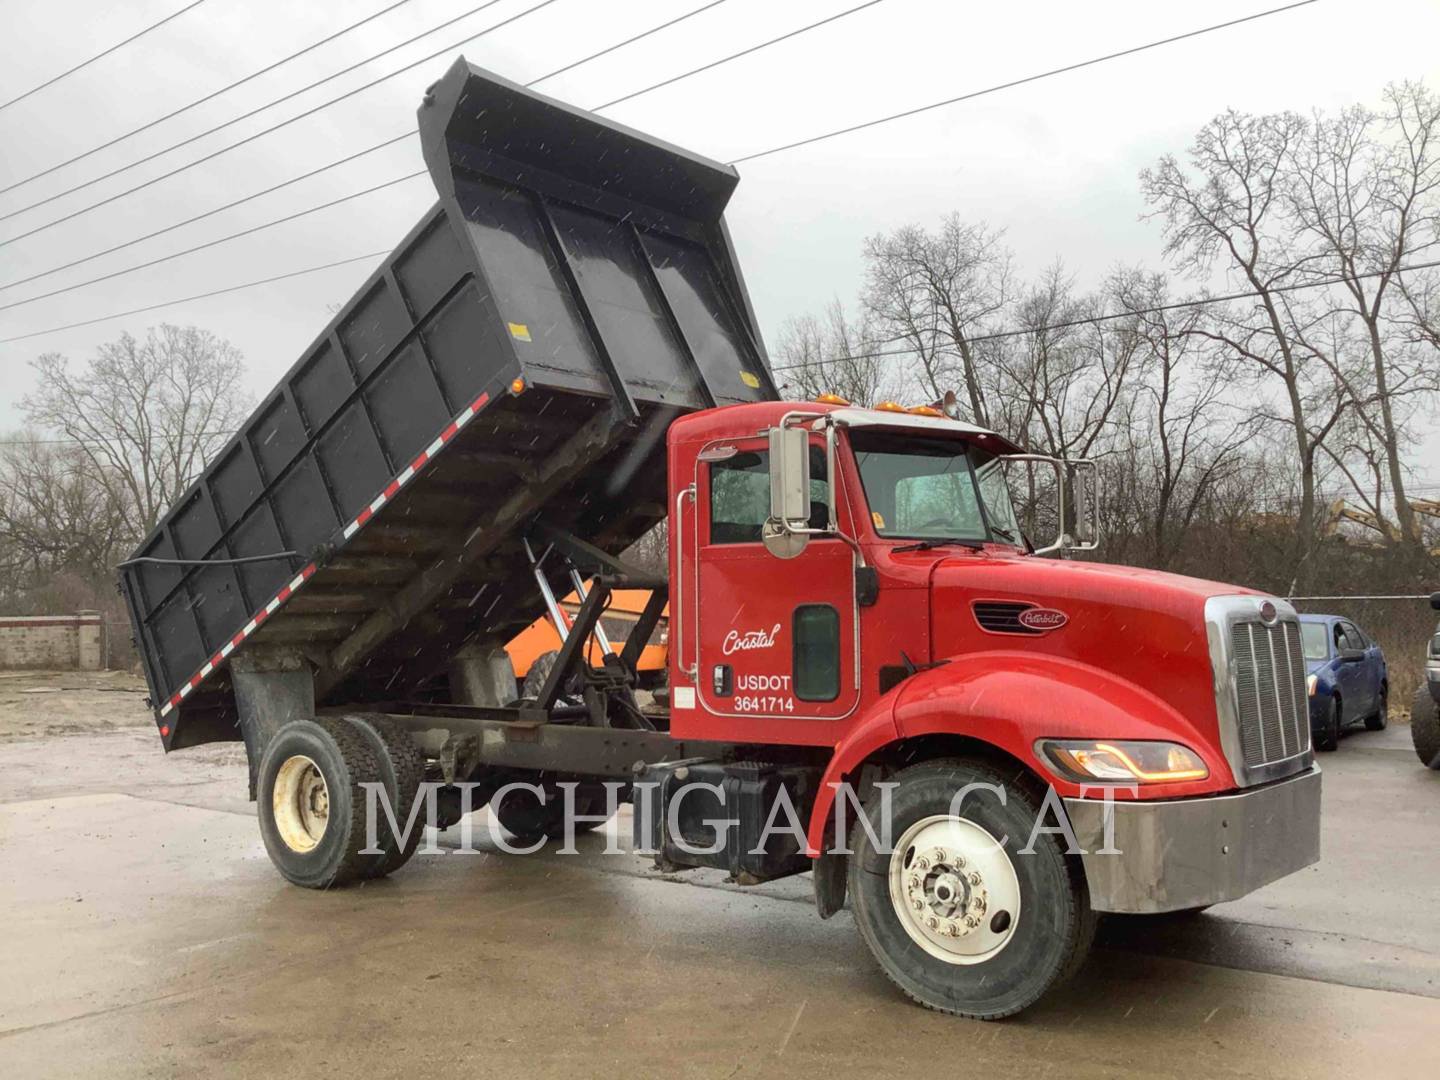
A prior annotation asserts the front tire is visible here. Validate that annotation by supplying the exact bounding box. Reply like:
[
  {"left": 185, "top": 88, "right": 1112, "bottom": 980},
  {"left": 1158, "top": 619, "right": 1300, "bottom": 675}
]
[
  {"left": 1413, "top": 684, "right": 1440, "bottom": 769},
  {"left": 1365, "top": 684, "right": 1388, "bottom": 731},
  {"left": 847, "top": 758, "right": 1094, "bottom": 1019},
  {"left": 1314, "top": 697, "right": 1341, "bottom": 751},
  {"left": 257, "top": 717, "right": 385, "bottom": 889}
]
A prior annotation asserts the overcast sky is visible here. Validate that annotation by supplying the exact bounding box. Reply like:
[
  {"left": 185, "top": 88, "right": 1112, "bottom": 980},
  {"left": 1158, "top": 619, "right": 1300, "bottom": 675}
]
[{"left": 2, "top": 0, "right": 1438, "bottom": 464}]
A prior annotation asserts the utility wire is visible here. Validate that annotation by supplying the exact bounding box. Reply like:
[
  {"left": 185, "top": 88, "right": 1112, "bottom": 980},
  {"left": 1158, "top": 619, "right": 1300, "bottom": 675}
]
[
  {"left": 0, "top": 0, "right": 522, "bottom": 234},
  {"left": 0, "top": 0, "right": 876, "bottom": 298},
  {"left": 771, "top": 258, "right": 1440, "bottom": 372},
  {"left": 0, "top": 172, "right": 428, "bottom": 314},
  {"left": 0, "top": 1, "right": 1326, "bottom": 322},
  {"left": 0, "top": 0, "right": 211, "bottom": 113},
  {"left": 0, "top": 0, "right": 730, "bottom": 304},
  {"left": 591, "top": 0, "right": 888, "bottom": 111},
  {"left": 731, "top": 0, "right": 1320, "bottom": 163},
  {"left": 0, "top": 250, "right": 388, "bottom": 346},
  {"left": 0, "top": 0, "right": 419, "bottom": 197},
  {"left": 0, "top": 134, "right": 415, "bottom": 294}
]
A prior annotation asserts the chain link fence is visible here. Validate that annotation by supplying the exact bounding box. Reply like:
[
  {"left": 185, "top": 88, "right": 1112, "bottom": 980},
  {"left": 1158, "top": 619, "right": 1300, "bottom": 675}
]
[{"left": 1287, "top": 595, "right": 1438, "bottom": 710}]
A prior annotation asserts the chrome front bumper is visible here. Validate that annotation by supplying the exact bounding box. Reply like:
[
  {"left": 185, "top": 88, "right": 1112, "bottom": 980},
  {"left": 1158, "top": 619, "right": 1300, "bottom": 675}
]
[{"left": 1063, "top": 766, "right": 1321, "bottom": 914}]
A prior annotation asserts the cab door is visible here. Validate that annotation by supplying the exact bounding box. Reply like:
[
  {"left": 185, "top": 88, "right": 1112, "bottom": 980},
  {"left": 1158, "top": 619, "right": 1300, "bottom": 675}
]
[{"left": 688, "top": 434, "right": 860, "bottom": 742}]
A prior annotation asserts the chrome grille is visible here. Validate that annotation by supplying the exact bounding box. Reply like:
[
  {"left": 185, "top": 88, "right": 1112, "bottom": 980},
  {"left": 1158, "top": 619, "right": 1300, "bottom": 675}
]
[{"left": 1229, "top": 619, "right": 1309, "bottom": 768}]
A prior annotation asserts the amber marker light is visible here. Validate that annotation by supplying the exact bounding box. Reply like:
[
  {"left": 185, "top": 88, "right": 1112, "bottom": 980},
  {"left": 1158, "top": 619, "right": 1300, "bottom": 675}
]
[
  {"left": 510, "top": 377, "right": 527, "bottom": 395},
  {"left": 814, "top": 392, "right": 850, "bottom": 405},
  {"left": 908, "top": 405, "right": 944, "bottom": 417},
  {"left": 874, "top": 401, "right": 907, "bottom": 413}
]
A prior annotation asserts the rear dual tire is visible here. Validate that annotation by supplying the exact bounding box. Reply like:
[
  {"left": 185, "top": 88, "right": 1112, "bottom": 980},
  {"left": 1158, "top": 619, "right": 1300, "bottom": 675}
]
[
  {"left": 257, "top": 715, "right": 424, "bottom": 888},
  {"left": 846, "top": 758, "right": 1095, "bottom": 1020}
]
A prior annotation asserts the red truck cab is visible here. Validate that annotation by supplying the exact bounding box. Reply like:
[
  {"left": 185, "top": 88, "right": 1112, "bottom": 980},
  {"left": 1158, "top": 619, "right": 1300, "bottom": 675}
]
[{"left": 661, "top": 399, "right": 1320, "bottom": 1014}]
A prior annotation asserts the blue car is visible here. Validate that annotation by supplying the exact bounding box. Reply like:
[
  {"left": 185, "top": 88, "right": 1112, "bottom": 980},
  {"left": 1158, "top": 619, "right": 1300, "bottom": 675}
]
[{"left": 1300, "top": 614, "right": 1389, "bottom": 751}]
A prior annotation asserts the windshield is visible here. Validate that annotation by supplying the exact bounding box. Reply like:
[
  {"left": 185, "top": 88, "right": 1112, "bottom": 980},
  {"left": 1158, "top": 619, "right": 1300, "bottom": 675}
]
[
  {"left": 850, "top": 430, "right": 1020, "bottom": 543},
  {"left": 1300, "top": 622, "right": 1329, "bottom": 662}
]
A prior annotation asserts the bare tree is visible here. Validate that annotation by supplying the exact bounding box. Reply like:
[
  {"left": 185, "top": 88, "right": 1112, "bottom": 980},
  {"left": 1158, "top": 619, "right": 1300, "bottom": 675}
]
[
  {"left": 775, "top": 299, "right": 901, "bottom": 406},
  {"left": 861, "top": 216, "right": 1012, "bottom": 423},
  {"left": 1286, "top": 81, "right": 1440, "bottom": 546},
  {"left": 22, "top": 325, "right": 250, "bottom": 538},
  {"left": 1142, "top": 109, "right": 1338, "bottom": 559},
  {"left": 0, "top": 435, "right": 131, "bottom": 607},
  {"left": 1108, "top": 269, "right": 1248, "bottom": 568}
]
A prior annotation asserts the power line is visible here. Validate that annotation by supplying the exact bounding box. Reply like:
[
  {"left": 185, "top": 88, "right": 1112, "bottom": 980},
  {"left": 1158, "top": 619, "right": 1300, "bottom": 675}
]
[
  {"left": 0, "top": 0, "right": 522, "bottom": 235},
  {"left": 0, "top": 250, "right": 388, "bottom": 346},
  {"left": 0, "top": 0, "right": 419, "bottom": 197},
  {"left": 772, "top": 258, "right": 1440, "bottom": 372},
  {"left": 0, "top": 0, "right": 731, "bottom": 305},
  {"left": 526, "top": 0, "right": 732, "bottom": 87},
  {"left": 0, "top": 0, "right": 211, "bottom": 113},
  {"left": 730, "top": 0, "right": 1320, "bottom": 163},
  {"left": 0, "top": 134, "right": 416, "bottom": 294},
  {"left": 0, "top": 0, "right": 1327, "bottom": 325},
  {"left": 0, "top": 172, "right": 428, "bottom": 314},
  {"left": 591, "top": 0, "right": 888, "bottom": 111}
]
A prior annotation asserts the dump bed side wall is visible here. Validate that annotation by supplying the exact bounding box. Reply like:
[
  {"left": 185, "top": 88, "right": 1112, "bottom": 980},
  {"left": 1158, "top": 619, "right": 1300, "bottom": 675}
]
[{"left": 121, "top": 59, "right": 778, "bottom": 747}]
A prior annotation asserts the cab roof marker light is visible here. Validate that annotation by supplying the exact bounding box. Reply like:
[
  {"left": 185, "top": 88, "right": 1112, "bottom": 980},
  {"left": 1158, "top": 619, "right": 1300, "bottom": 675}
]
[
  {"left": 874, "top": 401, "right": 907, "bottom": 413},
  {"left": 908, "top": 405, "right": 944, "bottom": 417},
  {"left": 814, "top": 392, "right": 850, "bottom": 405}
]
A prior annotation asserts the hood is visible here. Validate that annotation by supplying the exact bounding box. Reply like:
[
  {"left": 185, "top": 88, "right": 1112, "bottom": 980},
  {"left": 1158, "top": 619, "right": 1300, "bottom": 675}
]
[{"left": 927, "top": 553, "right": 1261, "bottom": 743}]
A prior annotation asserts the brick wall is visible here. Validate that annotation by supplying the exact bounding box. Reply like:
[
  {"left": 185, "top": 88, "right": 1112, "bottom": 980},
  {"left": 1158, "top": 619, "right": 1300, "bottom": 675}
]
[{"left": 0, "top": 612, "right": 106, "bottom": 670}]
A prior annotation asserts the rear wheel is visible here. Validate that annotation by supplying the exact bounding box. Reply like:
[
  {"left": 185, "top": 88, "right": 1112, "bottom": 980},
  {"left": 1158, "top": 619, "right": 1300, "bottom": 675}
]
[
  {"left": 1413, "top": 684, "right": 1440, "bottom": 769},
  {"left": 257, "top": 717, "right": 384, "bottom": 888},
  {"left": 1365, "top": 684, "right": 1388, "bottom": 731},
  {"left": 341, "top": 714, "right": 426, "bottom": 878},
  {"left": 847, "top": 758, "right": 1094, "bottom": 1019},
  {"left": 1315, "top": 697, "right": 1341, "bottom": 751}
]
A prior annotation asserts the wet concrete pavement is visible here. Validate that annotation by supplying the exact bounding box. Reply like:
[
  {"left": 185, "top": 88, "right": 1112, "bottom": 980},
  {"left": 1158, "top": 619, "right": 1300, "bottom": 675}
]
[{"left": 2, "top": 722, "right": 1438, "bottom": 1077}]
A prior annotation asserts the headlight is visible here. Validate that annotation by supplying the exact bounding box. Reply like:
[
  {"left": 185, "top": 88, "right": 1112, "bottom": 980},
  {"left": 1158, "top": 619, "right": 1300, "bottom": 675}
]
[
  {"left": 1039, "top": 739, "right": 1209, "bottom": 784},
  {"left": 1307, "top": 674, "right": 1317, "bottom": 697}
]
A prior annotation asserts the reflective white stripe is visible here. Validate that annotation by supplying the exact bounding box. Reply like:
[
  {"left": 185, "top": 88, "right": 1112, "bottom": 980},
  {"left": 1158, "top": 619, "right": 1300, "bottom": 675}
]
[
  {"left": 265, "top": 598, "right": 281, "bottom": 614},
  {"left": 220, "top": 641, "right": 235, "bottom": 658},
  {"left": 243, "top": 620, "right": 257, "bottom": 636},
  {"left": 426, "top": 436, "right": 445, "bottom": 457},
  {"left": 397, "top": 466, "right": 415, "bottom": 486},
  {"left": 200, "top": 663, "right": 213, "bottom": 677},
  {"left": 369, "top": 493, "right": 387, "bottom": 514},
  {"left": 342, "top": 520, "right": 360, "bottom": 539},
  {"left": 160, "top": 701, "right": 174, "bottom": 716}
]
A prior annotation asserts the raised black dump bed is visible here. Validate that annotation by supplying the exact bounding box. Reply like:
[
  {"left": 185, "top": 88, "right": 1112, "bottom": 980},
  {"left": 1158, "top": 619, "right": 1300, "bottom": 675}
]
[{"left": 121, "top": 58, "right": 777, "bottom": 749}]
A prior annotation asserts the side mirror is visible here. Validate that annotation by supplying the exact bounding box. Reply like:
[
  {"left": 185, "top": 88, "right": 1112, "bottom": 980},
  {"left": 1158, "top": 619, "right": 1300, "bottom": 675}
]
[
  {"left": 1338, "top": 648, "right": 1366, "bottom": 664},
  {"left": 764, "top": 426, "right": 811, "bottom": 560},
  {"left": 1430, "top": 592, "right": 1440, "bottom": 612}
]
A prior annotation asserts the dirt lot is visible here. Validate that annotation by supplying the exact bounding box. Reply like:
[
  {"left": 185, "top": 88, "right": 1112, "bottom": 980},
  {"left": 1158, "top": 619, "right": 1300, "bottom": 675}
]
[
  {"left": 0, "top": 669, "right": 151, "bottom": 741},
  {"left": 2, "top": 674, "right": 1438, "bottom": 1078}
]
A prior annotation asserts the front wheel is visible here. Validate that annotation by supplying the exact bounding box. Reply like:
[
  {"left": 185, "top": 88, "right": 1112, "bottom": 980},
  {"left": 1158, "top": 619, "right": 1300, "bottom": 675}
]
[
  {"left": 1364, "top": 685, "right": 1388, "bottom": 731},
  {"left": 847, "top": 758, "right": 1094, "bottom": 1020},
  {"left": 1413, "top": 684, "right": 1440, "bottom": 769},
  {"left": 1314, "top": 697, "right": 1341, "bottom": 751}
]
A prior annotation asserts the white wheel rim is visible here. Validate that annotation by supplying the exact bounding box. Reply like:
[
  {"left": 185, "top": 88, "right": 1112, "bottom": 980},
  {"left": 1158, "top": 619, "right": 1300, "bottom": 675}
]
[
  {"left": 272, "top": 755, "right": 329, "bottom": 853},
  {"left": 888, "top": 814, "right": 1021, "bottom": 965}
]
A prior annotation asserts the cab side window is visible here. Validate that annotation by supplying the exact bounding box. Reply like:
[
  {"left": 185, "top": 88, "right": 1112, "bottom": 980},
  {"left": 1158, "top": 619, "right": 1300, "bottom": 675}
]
[{"left": 709, "top": 446, "right": 828, "bottom": 544}]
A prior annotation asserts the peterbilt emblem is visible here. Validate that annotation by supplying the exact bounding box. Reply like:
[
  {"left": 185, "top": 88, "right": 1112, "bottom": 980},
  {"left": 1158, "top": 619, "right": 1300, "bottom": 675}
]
[
  {"left": 1258, "top": 600, "right": 1279, "bottom": 625},
  {"left": 1017, "top": 607, "right": 1069, "bottom": 631}
]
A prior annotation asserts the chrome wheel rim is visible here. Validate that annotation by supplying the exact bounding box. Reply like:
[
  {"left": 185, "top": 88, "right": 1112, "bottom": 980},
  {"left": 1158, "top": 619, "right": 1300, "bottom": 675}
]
[
  {"left": 887, "top": 814, "right": 1021, "bottom": 964},
  {"left": 272, "top": 755, "right": 329, "bottom": 853}
]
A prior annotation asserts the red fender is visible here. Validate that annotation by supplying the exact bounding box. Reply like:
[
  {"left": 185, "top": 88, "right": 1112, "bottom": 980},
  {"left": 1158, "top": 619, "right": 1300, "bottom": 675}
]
[{"left": 804, "top": 650, "right": 1233, "bottom": 854}]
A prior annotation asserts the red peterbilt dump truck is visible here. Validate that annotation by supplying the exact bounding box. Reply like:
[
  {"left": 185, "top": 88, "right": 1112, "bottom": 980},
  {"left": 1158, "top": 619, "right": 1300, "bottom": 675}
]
[{"left": 120, "top": 59, "right": 1321, "bottom": 1019}]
